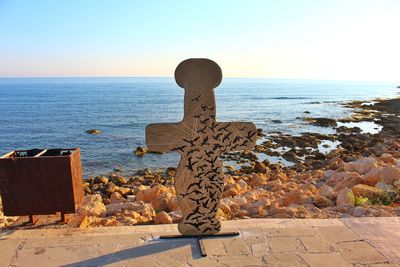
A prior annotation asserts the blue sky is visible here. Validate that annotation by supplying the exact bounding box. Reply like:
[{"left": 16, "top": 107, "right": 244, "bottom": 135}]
[{"left": 0, "top": 0, "right": 399, "bottom": 81}]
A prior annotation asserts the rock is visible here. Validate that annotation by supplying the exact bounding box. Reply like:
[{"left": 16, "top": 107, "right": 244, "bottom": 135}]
[
  {"left": 380, "top": 153, "right": 396, "bottom": 164},
  {"left": 154, "top": 211, "right": 173, "bottom": 224},
  {"left": 353, "top": 207, "right": 369, "bottom": 217},
  {"left": 223, "top": 187, "right": 240, "bottom": 197},
  {"left": 314, "top": 196, "right": 334, "bottom": 208},
  {"left": 319, "top": 185, "right": 335, "bottom": 200},
  {"left": 362, "top": 167, "right": 382, "bottom": 186},
  {"left": 249, "top": 173, "right": 269, "bottom": 187},
  {"left": 167, "top": 196, "right": 180, "bottom": 211},
  {"left": 375, "top": 182, "right": 395, "bottom": 192},
  {"left": 266, "top": 179, "right": 284, "bottom": 191},
  {"left": 116, "top": 186, "right": 132, "bottom": 196},
  {"left": 344, "top": 157, "right": 377, "bottom": 175},
  {"left": 94, "top": 176, "right": 109, "bottom": 184},
  {"left": 283, "top": 189, "right": 311, "bottom": 206},
  {"left": 76, "top": 194, "right": 106, "bottom": 217},
  {"left": 246, "top": 204, "right": 263, "bottom": 216},
  {"left": 136, "top": 168, "right": 152, "bottom": 176},
  {"left": 134, "top": 146, "right": 148, "bottom": 156},
  {"left": 314, "top": 152, "right": 326, "bottom": 160},
  {"left": 67, "top": 214, "right": 89, "bottom": 228},
  {"left": 106, "top": 201, "right": 155, "bottom": 219},
  {"left": 109, "top": 192, "right": 125, "bottom": 204},
  {"left": 381, "top": 165, "right": 400, "bottom": 185},
  {"left": 333, "top": 172, "right": 363, "bottom": 193},
  {"left": 395, "top": 207, "right": 400, "bottom": 216},
  {"left": 83, "top": 182, "right": 91, "bottom": 194},
  {"left": 110, "top": 174, "right": 127, "bottom": 186},
  {"left": 136, "top": 184, "right": 168, "bottom": 203},
  {"left": 305, "top": 117, "right": 337, "bottom": 127},
  {"left": 219, "top": 202, "right": 232, "bottom": 217},
  {"left": 351, "top": 184, "right": 383, "bottom": 198},
  {"left": 86, "top": 129, "right": 101, "bottom": 135},
  {"left": 105, "top": 182, "right": 117, "bottom": 196},
  {"left": 165, "top": 167, "right": 176, "bottom": 177},
  {"left": 237, "top": 179, "right": 248, "bottom": 193},
  {"left": 231, "top": 196, "right": 248, "bottom": 207},
  {"left": 254, "top": 161, "right": 269, "bottom": 174},
  {"left": 152, "top": 191, "right": 172, "bottom": 211},
  {"left": 336, "top": 188, "right": 355, "bottom": 207}
]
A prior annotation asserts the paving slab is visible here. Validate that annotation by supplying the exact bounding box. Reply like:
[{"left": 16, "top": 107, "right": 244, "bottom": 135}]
[{"left": 0, "top": 217, "right": 399, "bottom": 266}]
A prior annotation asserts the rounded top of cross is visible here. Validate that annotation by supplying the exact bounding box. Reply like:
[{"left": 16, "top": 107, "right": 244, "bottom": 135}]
[{"left": 175, "top": 58, "right": 222, "bottom": 90}]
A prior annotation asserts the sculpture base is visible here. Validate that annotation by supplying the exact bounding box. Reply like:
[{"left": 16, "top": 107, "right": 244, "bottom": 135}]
[{"left": 159, "top": 231, "right": 240, "bottom": 257}]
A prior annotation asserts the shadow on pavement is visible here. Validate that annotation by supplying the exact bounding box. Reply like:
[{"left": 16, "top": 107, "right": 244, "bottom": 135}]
[{"left": 61, "top": 238, "right": 200, "bottom": 266}]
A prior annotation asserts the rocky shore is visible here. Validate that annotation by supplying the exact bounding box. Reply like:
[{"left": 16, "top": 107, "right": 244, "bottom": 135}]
[{"left": 1, "top": 97, "right": 399, "bottom": 229}]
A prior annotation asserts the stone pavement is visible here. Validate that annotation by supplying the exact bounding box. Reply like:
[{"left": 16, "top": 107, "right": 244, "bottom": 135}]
[{"left": 1, "top": 217, "right": 399, "bottom": 266}]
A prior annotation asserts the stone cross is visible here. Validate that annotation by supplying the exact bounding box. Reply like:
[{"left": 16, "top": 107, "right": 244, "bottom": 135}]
[{"left": 146, "top": 58, "right": 257, "bottom": 235}]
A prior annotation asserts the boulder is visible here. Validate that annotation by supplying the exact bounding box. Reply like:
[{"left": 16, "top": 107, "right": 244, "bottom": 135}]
[
  {"left": 236, "top": 179, "right": 248, "bottom": 193},
  {"left": 306, "top": 117, "right": 337, "bottom": 127},
  {"left": 381, "top": 165, "right": 400, "bottom": 185},
  {"left": 254, "top": 161, "right": 269, "bottom": 174},
  {"left": 110, "top": 174, "right": 127, "bottom": 186},
  {"left": 283, "top": 189, "right": 310, "bottom": 206},
  {"left": 313, "top": 196, "right": 334, "bottom": 208},
  {"left": 375, "top": 182, "right": 395, "bottom": 192},
  {"left": 134, "top": 146, "right": 148, "bottom": 156},
  {"left": 319, "top": 185, "right": 334, "bottom": 200},
  {"left": 223, "top": 187, "right": 240, "bottom": 197},
  {"left": 105, "top": 202, "right": 155, "bottom": 219},
  {"left": 167, "top": 195, "right": 180, "bottom": 211},
  {"left": 249, "top": 173, "right": 269, "bottom": 187},
  {"left": 353, "top": 207, "right": 369, "bottom": 217},
  {"left": 380, "top": 153, "right": 396, "bottom": 164},
  {"left": 154, "top": 211, "right": 173, "bottom": 224},
  {"left": 344, "top": 157, "right": 377, "bottom": 175},
  {"left": 219, "top": 202, "right": 232, "bottom": 217},
  {"left": 336, "top": 188, "right": 355, "bottom": 207},
  {"left": 76, "top": 194, "right": 106, "bottom": 217},
  {"left": 116, "top": 186, "right": 132, "bottom": 196},
  {"left": 362, "top": 167, "right": 382, "bottom": 186},
  {"left": 135, "top": 184, "right": 168, "bottom": 203},
  {"left": 351, "top": 184, "right": 383, "bottom": 199},
  {"left": 169, "top": 210, "right": 183, "bottom": 223},
  {"left": 109, "top": 192, "right": 125, "bottom": 204},
  {"left": 151, "top": 192, "right": 172, "bottom": 211},
  {"left": 86, "top": 129, "right": 101, "bottom": 135},
  {"left": 105, "top": 182, "right": 117, "bottom": 196},
  {"left": 94, "top": 176, "right": 109, "bottom": 184},
  {"left": 333, "top": 172, "right": 363, "bottom": 193}
]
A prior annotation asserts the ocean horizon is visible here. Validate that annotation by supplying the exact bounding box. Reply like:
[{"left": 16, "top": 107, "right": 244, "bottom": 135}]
[{"left": 0, "top": 77, "right": 397, "bottom": 177}]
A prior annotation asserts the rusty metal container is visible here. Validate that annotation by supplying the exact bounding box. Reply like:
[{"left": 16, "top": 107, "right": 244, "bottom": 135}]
[{"left": 0, "top": 148, "right": 84, "bottom": 220}]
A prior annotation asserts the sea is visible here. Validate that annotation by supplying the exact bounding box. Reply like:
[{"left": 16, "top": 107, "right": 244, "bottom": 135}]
[{"left": 0, "top": 77, "right": 398, "bottom": 177}]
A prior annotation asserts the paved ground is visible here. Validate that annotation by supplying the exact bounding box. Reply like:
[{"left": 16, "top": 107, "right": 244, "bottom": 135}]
[{"left": 1, "top": 217, "right": 399, "bottom": 266}]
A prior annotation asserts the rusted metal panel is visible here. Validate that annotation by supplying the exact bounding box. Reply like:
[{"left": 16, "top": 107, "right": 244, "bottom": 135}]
[{"left": 0, "top": 148, "right": 84, "bottom": 217}]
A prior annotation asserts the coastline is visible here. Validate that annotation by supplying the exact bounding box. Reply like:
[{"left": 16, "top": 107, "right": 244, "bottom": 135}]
[{"left": 1, "top": 96, "right": 399, "bottom": 229}]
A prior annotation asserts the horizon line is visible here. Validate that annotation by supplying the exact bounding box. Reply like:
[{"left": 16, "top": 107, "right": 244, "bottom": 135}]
[{"left": 0, "top": 76, "right": 398, "bottom": 84}]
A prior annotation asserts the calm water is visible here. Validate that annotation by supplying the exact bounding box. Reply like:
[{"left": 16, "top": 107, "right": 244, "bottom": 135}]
[{"left": 0, "top": 78, "right": 397, "bottom": 177}]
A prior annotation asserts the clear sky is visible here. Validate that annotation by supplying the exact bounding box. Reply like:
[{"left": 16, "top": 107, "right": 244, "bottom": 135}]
[{"left": 0, "top": 0, "right": 399, "bottom": 81}]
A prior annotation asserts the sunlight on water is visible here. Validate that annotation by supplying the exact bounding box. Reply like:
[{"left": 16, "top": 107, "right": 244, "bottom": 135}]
[{"left": 0, "top": 78, "right": 397, "bottom": 176}]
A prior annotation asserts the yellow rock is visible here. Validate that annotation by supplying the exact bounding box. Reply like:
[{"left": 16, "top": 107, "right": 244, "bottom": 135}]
[{"left": 351, "top": 184, "right": 383, "bottom": 198}]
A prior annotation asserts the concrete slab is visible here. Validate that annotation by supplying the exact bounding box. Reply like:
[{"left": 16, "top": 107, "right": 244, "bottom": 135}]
[{"left": 0, "top": 217, "right": 398, "bottom": 266}]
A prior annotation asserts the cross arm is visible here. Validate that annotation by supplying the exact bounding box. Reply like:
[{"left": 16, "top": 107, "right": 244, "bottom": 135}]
[{"left": 146, "top": 123, "right": 189, "bottom": 153}]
